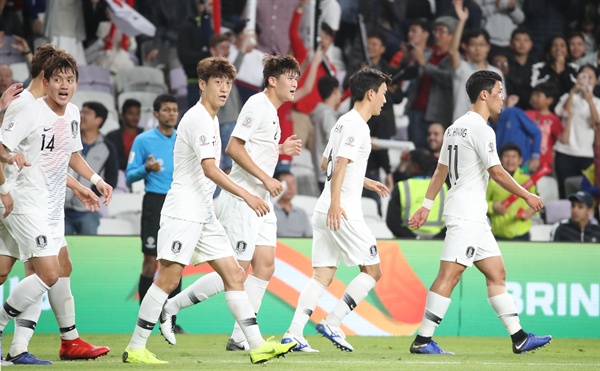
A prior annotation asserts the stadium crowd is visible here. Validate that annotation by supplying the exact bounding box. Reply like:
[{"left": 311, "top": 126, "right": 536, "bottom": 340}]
[{"left": 1, "top": 0, "right": 599, "bottom": 244}]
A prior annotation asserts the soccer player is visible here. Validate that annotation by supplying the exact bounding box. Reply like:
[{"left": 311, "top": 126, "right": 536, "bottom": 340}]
[
  {"left": 122, "top": 56, "right": 297, "bottom": 365},
  {"left": 282, "top": 67, "right": 391, "bottom": 352},
  {"left": 158, "top": 53, "right": 303, "bottom": 351},
  {"left": 408, "top": 70, "right": 551, "bottom": 354},
  {"left": 0, "top": 52, "right": 113, "bottom": 363},
  {"left": 0, "top": 45, "right": 108, "bottom": 365}
]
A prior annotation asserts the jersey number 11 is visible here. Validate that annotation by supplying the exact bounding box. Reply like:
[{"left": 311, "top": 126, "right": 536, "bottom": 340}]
[{"left": 447, "top": 144, "right": 459, "bottom": 185}]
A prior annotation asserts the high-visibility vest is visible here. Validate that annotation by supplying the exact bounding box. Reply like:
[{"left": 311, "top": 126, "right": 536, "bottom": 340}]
[{"left": 398, "top": 178, "right": 447, "bottom": 235}]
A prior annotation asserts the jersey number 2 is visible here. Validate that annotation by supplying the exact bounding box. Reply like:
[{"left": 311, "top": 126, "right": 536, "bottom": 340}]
[
  {"left": 447, "top": 144, "right": 459, "bottom": 184},
  {"left": 41, "top": 134, "right": 55, "bottom": 151}
]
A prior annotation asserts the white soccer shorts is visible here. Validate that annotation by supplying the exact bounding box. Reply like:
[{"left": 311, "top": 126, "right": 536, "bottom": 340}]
[
  {"left": 440, "top": 216, "right": 501, "bottom": 267},
  {"left": 8, "top": 214, "right": 60, "bottom": 260},
  {"left": 0, "top": 216, "right": 19, "bottom": 259}
]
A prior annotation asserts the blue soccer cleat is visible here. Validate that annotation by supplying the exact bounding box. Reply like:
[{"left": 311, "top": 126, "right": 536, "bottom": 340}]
[
  {"left": 282, "top": 331, "right": 319, "bottom": 352},
  {"left": 316, "top": 320, "right": 353, "bottom": 352},
  {"left": 6, "top": 352, "right": 52, "bottom": 365},
  {"left": 410, "top": 340, "right": 454, "bottom": 354},
  {"left": 513, "top": 333, "right": 552, "bottom": 354}
]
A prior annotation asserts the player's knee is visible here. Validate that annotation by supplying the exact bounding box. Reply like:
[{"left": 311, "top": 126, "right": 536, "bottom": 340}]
[
  {"left": 0, "top": 273, "right": 7, "bottom": 286},
  {"left": 252, "top": 262, "right": 274, "bottom": 280},
  {"left": 231, "top": 265, "right": 246, "bottom": 284},
  {"left": 369, "top": 267, "right": 382, "bottom": 282},
  {"left": 38, "top": 271, "right": 59, "bottom": 287}
]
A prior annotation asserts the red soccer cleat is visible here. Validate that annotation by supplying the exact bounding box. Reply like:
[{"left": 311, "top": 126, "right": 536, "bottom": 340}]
[{"left": 59, "top": 337, "right": 110, "bottom": 360}]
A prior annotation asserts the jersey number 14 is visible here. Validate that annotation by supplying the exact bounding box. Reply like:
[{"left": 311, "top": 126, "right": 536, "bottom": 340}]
[
  {"left": 41, "top": 134, "right": 55, "bottom": 151},
  {"left": 447, "top": 144, "right": 459, "bottom": 185}
]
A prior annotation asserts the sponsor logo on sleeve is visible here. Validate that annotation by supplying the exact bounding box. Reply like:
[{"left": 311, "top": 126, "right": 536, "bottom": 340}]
[
  {"left": 241, "top": 116, "right": 252, "bottom": 128},
  {"left": 199, "top": 135, "right": 210, "bottom": 146},
  {"left": 344, "top": 136, "right": 355, "bottom": 147},
  {"left": 488, "top": 142, "right": 495, "bottom": 153}
]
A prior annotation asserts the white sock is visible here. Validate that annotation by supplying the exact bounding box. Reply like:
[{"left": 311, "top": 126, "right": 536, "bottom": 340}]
[
  {"left": 49, "top": 277, "right": 79, "bottom": 340},
  {"left": 326, "top": 273, "right": 376, "bottom": 327},
  {"left": 225, "top": 290, "right": 263, "bottom": 349},
  {"left": 488, "top": 293, "right": 522, "bottom": 335},
  {"left": 128, "top": 284, "right": 168, "bottom": 350},
  {"left": 164, "top": 272, "right": 224, "bottom": 316},
  {"left": 10, "top": 296, "right": 42, "bottom": 356},
  {"left": 0, "top": 274, "right": 49, "bottom": 330},
  {"left": 231, "top": 275, "right": 269, "bottom": 342},
  {"left": 417, "top": 291, "right": 452, "bottom": 338},
  {"left": 288, "top": 278, "right": 327, "bottom": 337}
]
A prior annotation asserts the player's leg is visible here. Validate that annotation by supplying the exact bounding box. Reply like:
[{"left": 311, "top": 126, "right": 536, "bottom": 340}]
[
  {"left": 139, "top": 193, "right": 161, "bottom": 304},
  {"left": 474, "top": 232, "right": 551, "bottom": 354}
]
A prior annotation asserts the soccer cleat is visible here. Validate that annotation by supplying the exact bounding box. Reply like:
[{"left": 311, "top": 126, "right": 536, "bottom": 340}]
[
  {"left": 249, "top": 337, "right": 297, "bottom": 364},
  {"left": 173, "top": 324, "right": 189, "bottom": 334},
  {"left": 122, "top": 347, "right": 168, "bottom": 364},
  {"left": 316, "top": 320, "right": 354, "bottom": 352},
  {"left": 59, "top": 337, "right": 110, "bottom": 360},
  {"left": 6, "top": 352, "right": 52, "bottom": 365},
  {"left": 282, "top": 331, "right": 319, "bottom": 352},
  {"left": 159, "top": 308, "right": 176, "bottom": 345},
  {"left": 1, "top": 359, "right": 13, "bottom": 367},
  {"left": 409, "top": 340, "right": 454, "bottom": 354},
  {"left": 512, "top": 333, "right": 552, "bottom": 354},
  {"left": 226, "top": 338, "right": 249, "bottom": 351}
]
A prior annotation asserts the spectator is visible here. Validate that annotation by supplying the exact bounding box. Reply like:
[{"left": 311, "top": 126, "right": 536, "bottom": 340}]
[
  {"left": 569, "top": 31, "right": 588, "bottom": 66},
  {"left": 525, "top": 82, "right": 563, "bottom": 171},
  {"left": 177, "top": 0, "right": 214, "bottom": 109},
  {"left": 86, "top": 11, "right": 137, "bottom": 76},
  {"left": 530, "top": 35, "right": 579, "bottom": 98},
  {"left": 486, "top": 143, "right": 536, "bottom": 241},
  {"left": 65, "top": 102, "right": 119, "bottom": 235},
  {"left": 228, "top": 19, "right": 266, "bottom": 102},
  {"left": 43, "top": 0, "right": 88, "bottom": 65},
  {"left": 106, "top": 99, "right": 143, "bottom": 172},
  {"left": 0, "top": 65, "right": 14, "bottom": 94},
  {"left": 551, "top": 191, "right": 600, "bottom": 242},
  {"left": 522, "top": 0, "right": 571, "bottom": 58},
  {"left": 427, "top": 122, "right": 444, "bottom": 160},
  {"left": 273, "top": 171, "right": 312, "bottom": 237},
  {"left": 125, "top": 94, "right": 187, "bottom": 334},
  {"left": 252, "top": 0, "right": 299, "bottom": 54},
  {"left": 386, "top": 148, "right": 445, "bottom": 239},
  {"left": 449, "top": 0, "right": 505, "bottom": 122},
  {"left": 310, "top": 75, "right": 341, "bottom": 191},
  {"left": 475, "top": 0, "right": 525, "bottom": 56},
  {"left": 507, "top": 28, "right": 537, "bottom": 110},
  {"left": 554, "top": 64, "right": 598, "bottom": 198}
]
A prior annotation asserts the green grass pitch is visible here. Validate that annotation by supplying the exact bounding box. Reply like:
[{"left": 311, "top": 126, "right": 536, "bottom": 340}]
[{"left": 3, "top": 334, "right": 599, "bottom": 370}]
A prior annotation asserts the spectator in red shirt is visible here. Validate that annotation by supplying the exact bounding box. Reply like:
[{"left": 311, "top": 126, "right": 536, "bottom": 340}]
[{"left": 106, "top": 99, "right": 143, "bottom": 172}]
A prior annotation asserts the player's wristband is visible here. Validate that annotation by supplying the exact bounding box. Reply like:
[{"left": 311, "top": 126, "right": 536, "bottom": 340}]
[
  {"left": 0, "top": 182, "right": 9, "bottom": 195},
  {"left": 90, "top": 173, "right": 103, "bottom": 186},
  {"left": 422, "top": 198, "right": 434, "bottom": 210}
]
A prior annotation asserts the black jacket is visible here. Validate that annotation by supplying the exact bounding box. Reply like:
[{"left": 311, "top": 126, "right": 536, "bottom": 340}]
[{"left": 552, "top": 218, "right": 600, "bottom": 243}]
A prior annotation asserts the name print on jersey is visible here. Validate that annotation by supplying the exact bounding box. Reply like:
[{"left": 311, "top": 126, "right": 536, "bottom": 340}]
[{"left": 447, "top": 127, "right": 468, "bottom": 137}]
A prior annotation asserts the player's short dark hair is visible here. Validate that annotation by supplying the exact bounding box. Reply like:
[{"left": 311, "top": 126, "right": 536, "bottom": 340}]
[
  {"left": 462, "top": 28, "right": 490, "bottom": 45},
  {"left": 82, "top": 101, "right": 108, "bottom": 128},
  {"left": 262, "top": 53, "right": 301, "bottom": 89},
  {"left": 31, "top": 44, "right": 60, "bottom": 78},
  {"left": 122, "top": 98, "right": 141, "bottom": 114},
  {"left": 43, "top": 52, "right": 79, "bottom": 82},
  {"left": 196, "top": 56, "right": 236, "bottom": 83},
  {"left": 273, "top": 170, "right": 293, "bottom": 181},
  {"left": 510, "top": 27, "right": 531, "bottom": 42},
  {"left": 209, "top": 34, "right": 230, "bottom": 49},
  {"left": 465, "top": 70, "right": 502, "bottom": 103},
  {"left": 317, "top": 75, "right": 339, "bottom": 100},
  {"left": 499, "top": 142, "right": 522, "bottom": 158},
  {"left": 153, "top": 94, "right": 177, "bottom": 112},
  {"left": 349, "top": 67, "right": 392, "bottom": 103}
]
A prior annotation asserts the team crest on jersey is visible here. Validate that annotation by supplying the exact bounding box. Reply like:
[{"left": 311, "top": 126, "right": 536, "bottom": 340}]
[
  {"left": 171, "top": 240, "right": 182, "bottom": 254},
  {"left": 71, "top": 120, "right": 79, "bottom": 138},
  {"left": 344, "top": 136, "right": 355, "bottom": 147},
  {"left": 35, "top": 235, "right": 48, "bottom": 249},
  {"left": 369, "top": 245, "right": 378, "bottom": 257},
  {"left": 465, "top": 246, "right": 475, "bottom": 258},
  {"left": 488, "top": 142, "right": 495, "bottom": 153},
  {"left": 236, "top": 241, "right": 247, "bottom": 253},
  {"left": 4, "top": 121, "right": 15, "bottom": 132},
  {"left": 199, "top": 135, "right": 210, "bottom": 146},
  {"left": 242, "top": 116, "right": 252, "bottom": 128}
]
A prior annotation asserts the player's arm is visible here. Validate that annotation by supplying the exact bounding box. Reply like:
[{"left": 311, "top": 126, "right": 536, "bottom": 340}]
[
  {"left": 408, "top": 162, "right": 449, "bottom": 230},
  {"left": 488, "top": 165, "right": 543, "bottom": 212},
  {"left": 226, "top": 136, "right": 283, "bottom": 196},
  {"left": 201, "top": 158, "right": 270, "bottom": 217},
  {"left": 278, "top": 134, "right": 302, "bottom": 156},
  {"left": 0, "top": 158, "right": 13, "bottom": 217},
  {"left": 66, "top": 174, "right": 101, "bottom": 212},
  {"left": 363, "top": 177, "right": 389, "bottom": 197},
  {"left": 327, "top": 156, "right": 349, "bottom": 231},
  {"left": 69, "top": 152, "right": 113, "bottom": 205}
]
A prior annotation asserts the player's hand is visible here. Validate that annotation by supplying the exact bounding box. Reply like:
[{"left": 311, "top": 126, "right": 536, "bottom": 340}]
[
  {"left": 73, "top": 186, "right": 101, "bottom": 212},
  {"left": 525, "top": 193, "right": 543, "bottom": 212},
  {"left": 244, "top": 194, "right": 270, "bottom": 217},
  {"left": 263, "top": 177, "right": 283, "bottom": 197},
  {"left": 281, "top": 134, "right": 302, "bottom": 156},
  {"left": 145, "top": 154, "right": 161, "bottom": 172},
  {"left": 0, "top": 82, "right": 23, "bottom": 110},
  {"left": 0, "top": 192, "right": 13, "bottom": 218},
  {"left": 365, "top": 179, "right": 390, "bottom": 198},
  {"left": 327, "top": 204, "right": 347, "bottom": 231},
  {"left": 408, "top": 206, "right": 430, "bottom": 230},
  {"left": 493, "top": 202, "right": 507, "bottom": 215},
  {"left": 96, "top": 179, "right": 113, "bottom": 206},
  {"left": 8, "top": 153, "right": 30, "bottom": 171}
]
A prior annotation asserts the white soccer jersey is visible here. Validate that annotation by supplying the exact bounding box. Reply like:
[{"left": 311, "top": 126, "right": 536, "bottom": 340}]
[
  {"left": 228, "top": 92, "right": 280, "bottom": 195},
  {"left": 1, "top": 98, "right": 82, "bottom": 219},
  {"left": 439, "top": 111, "right": 501, "bottom": 222},
  {"left": 314, "top": 109, "right": 371, "bottom": 220},
  {"left": 0, "top": 89, "right": 36, "bottom": 192},
  {"left": 161, "top": 101, "right": 221, "bottom": 223}
]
